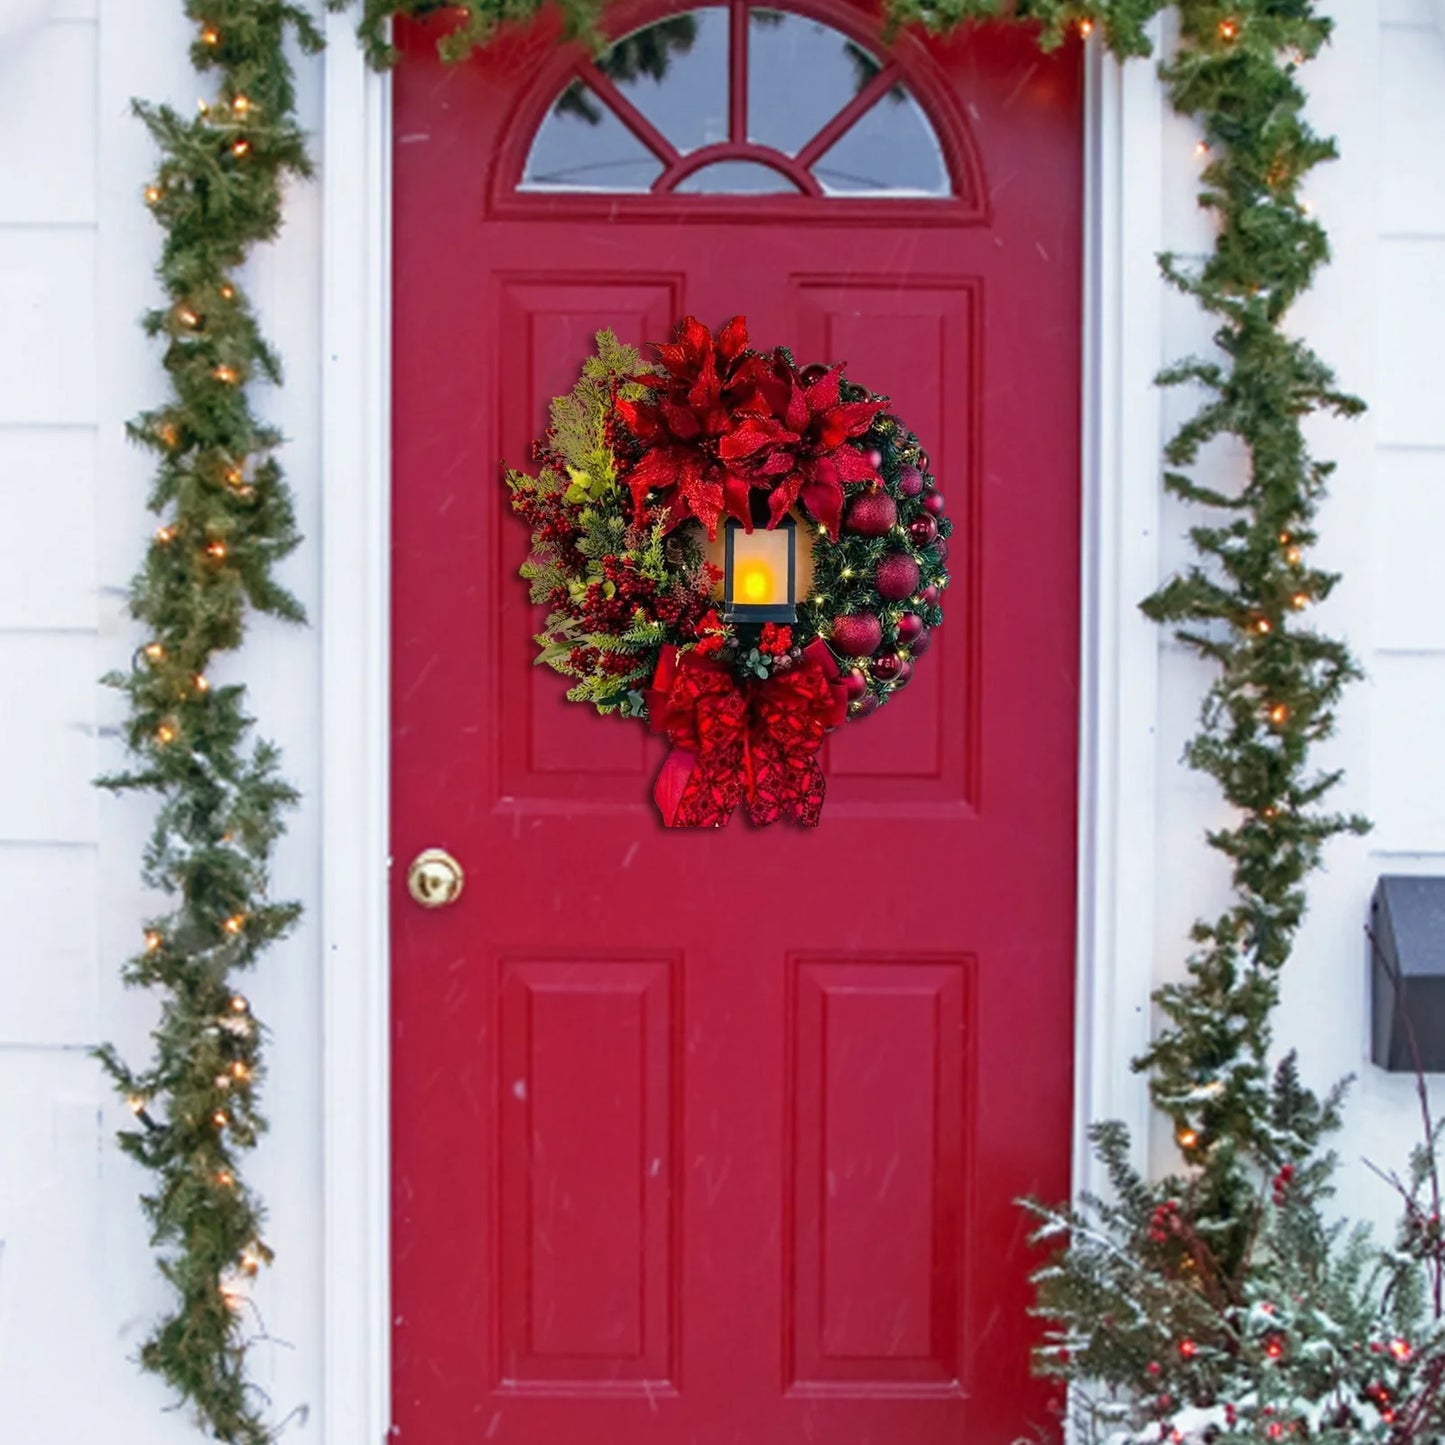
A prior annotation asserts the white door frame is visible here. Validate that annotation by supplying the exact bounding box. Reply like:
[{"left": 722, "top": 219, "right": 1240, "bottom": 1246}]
[{"left": 316, "top": 20, "right": 1165, "bottom": 1443}]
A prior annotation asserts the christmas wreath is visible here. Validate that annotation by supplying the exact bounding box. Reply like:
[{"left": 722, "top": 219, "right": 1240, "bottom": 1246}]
[{"left": 507, "top": 317, "right": 951, "bottom": 826}]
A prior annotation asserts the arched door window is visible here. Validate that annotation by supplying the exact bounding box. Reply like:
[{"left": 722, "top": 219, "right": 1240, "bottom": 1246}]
[{"left": 516, "top": 2, "right": 975, "bottom": 202}]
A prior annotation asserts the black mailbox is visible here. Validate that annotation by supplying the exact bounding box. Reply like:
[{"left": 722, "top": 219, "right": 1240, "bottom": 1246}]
[{"left": 1372, "top": 876, "right": 1445, "bottom": 1072}]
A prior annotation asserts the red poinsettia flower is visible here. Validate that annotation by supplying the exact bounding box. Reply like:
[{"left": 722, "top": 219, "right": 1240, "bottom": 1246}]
[
  {"left": 718, "top": 356, "right": 884, "bottom": 538},
  {"left": 617, "top": 316, "right": 795, "bottom": 538}
]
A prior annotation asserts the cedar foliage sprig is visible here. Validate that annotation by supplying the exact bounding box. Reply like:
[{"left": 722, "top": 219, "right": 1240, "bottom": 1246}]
[{"left": 99, "top": 2, "right": 321, "bottom": 1441}]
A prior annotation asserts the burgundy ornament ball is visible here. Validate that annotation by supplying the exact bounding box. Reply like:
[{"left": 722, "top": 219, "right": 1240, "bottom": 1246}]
[
  {"left": 843, "top": 668, "right": 868, "bottom": 701},
  {"left": 851, "top": 692, "right": 880, "bottom": 720},
  {"left": 931, "top": 536, "right": 949, "bottom": 565},
  {"left": 831, "top": 612, "right": 883, "bottom": 657},
  {"left": 896, "top": 613, "right": 925, "bottom": 645},
  {"left": 871, "top": 652, "right": 904, "bottom": 683},
  {"left": 874, "top": 552, "right": 920, "bottom": 602},
  {"left": 908, "top": 627, "right": 932, "bottom": 658},
  {"left": 865, "top": 448, "right": 883, "bottom": 470},
  {"left": 843, "top": 488, "right": 897, "bottom": 538},
  {"left": 895, "top": 658, "right": 914, "bottom": 687},
  {"left": 896, "top": 464, "right": 924, "bottom": 498},
  {"left": 920, "top": 583, "right": 940, "bottom": 605},
  {"left": 923, "top": 490, "right": 946, "bottom": 517},
  {"left": 908, "top": 514, "right": 938, "bottom": 547}
]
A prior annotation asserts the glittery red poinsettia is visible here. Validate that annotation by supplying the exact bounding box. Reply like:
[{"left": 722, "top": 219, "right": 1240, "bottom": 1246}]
[
  {"left": 617, "top": 316, "right": 793, "bottom": 538},
  {"left": 720, "top": 357, "right": 885, "bottom": 539}
]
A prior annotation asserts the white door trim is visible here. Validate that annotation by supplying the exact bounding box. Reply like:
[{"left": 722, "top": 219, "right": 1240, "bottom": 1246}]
[
  {"left": 316, "top": 23, "right": 1164, "bottom": 1443},
  {"left": 1072, "top": 36, "right": 1164, "bottom": 1195},
  {"left": 319, "top": 12, "right": 393, "bottom": 1444}
]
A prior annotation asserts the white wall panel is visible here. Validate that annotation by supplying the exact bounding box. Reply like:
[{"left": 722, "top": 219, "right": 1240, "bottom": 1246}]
[
  {"left": 0, "top": 228, "right": 96, "bottom": 425},
  {"left": 1367, "top": 654, "right": 1445, "bottom": 852},
  {"left": 1371, "top": 447, "right": 1445, "bottom": 652},
  {"left": 1381, "top": 0, "right": 1434, "bottom": 25},
  {"left": 1379, "top": 26, "right": 1445, "bottom": 235},
  {"left": 0, "top": 18, "right": 97, "bottom": 225},
  {"left": 1376, "top": 238, "right": 1445, "bottom": 448},
  {"left": 0, "top": 843, "right": 98, "bottom": 1044},
  {"left": 0, "top": 427, "right": 96, "bottom": 630},
  {"left": 0, "top": 632, "right": 97, "bottom": 843}
]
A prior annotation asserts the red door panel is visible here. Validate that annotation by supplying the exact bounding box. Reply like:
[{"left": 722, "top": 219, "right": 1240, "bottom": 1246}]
[{"left": 392, "top": 7, "right": 1081, "bottom": 1443}]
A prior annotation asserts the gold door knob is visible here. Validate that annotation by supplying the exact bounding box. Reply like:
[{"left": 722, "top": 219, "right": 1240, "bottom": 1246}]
[{"left": 407, "top": 848, "right": 465, "bottom": 909}]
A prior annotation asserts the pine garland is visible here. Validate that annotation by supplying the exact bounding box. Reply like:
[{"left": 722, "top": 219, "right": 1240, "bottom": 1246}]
[
  {"left": 97, "top": 3, "right": 322, "bottom": 1441},
  {"left": 105, "top": 1, "right": 1364, "bottom": 1440}
]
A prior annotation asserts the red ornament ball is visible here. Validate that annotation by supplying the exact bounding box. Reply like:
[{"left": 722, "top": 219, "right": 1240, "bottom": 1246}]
[
  {"left": 895, "top": 658, "right": 914, "bottom": 687},
  {"left": 832, "top": 612, "right": 883, "bottom": 657},
  {"left": 875, "top": 552, "right": 920, "bottom": 601},
  {"left": 908, "top": 514, "right": 939, "bottom": 546},
  {"left": 931, "top": 536, "right": 949, "bottom": 565},
  {"left": 843, "top": 488, "right": 898, "bottom": 538},
  {"left": 908, "top": 627, "right": 932, "bottom": 658},
  {"left": 896, "top": 613, "right": 925, "bottom": 645},
  {"left": 923, "top": 490, "right": 946, "bottom": 517},
  {"left": 871, "top": 651, "right": 904, "bottom": 683},
  {"left": 921, "top": 583, "right": 940, "bottom": 605},
  {"left": 843, "top": 668, "right": 868, "bottom": 701},
  {"left": 896, "top": 464, "right": 924, "bottom": 498},
  {"left": 851, "top": 692, "right": 880, "bottom": 720}
]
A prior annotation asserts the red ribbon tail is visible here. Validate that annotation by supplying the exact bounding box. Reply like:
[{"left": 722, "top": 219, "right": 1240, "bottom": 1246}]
[{"left": 653, "top": 745, "right": 698, "bottom": 827}]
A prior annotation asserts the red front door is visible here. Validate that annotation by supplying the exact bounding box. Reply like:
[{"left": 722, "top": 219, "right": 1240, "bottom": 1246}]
[{"left": 391, "top": 7, "right": 1082, "bottom": 1442}]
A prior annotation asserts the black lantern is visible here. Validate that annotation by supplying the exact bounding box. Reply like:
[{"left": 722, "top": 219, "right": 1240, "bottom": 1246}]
[{"left": 723, "top": 511, "right": 797, "bottom": 626}]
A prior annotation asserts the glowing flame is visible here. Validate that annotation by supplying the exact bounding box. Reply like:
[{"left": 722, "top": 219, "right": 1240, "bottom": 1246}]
[{"left": 737, "top": 560, "right": 774, "bottom": 603}]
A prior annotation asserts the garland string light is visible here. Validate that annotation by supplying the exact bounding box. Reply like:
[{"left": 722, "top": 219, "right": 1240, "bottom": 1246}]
[
  {"left": 104, "top": 0, "right": 1370, "bottom": 1439},
  {"left": 96, "top": 3, "right": 322, "bottom": 1442}
]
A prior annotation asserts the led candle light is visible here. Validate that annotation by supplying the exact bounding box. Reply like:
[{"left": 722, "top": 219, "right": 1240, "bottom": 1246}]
[{"left": 723, "top": 514, "right": 797, "bottom": 626}]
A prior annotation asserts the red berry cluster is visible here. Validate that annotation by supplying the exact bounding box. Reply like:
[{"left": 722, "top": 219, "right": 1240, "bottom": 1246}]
[
  {"left": 758, "top": 623, "right": 793, "bottom": 657},
  {"left": 691, "top": 609, "right": 728, "bottom": 658},
  {"left": 1271, "top": 1163, "right": 1295, "bottom": 1204},
  {"left": 1148, "top": 1200, "right": 1184, "bottom": 1244},
  {"left": 509, "top": 479, "right": 586, "bottom": 573}
]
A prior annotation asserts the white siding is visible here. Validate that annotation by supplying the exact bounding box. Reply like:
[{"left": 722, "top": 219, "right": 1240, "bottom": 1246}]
[{"left": 0, "top": 0, "right": 1439, "bottom": 1437}]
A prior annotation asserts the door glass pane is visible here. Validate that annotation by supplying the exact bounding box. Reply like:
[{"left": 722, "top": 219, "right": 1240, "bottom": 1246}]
[
  {"left": 522, "top": 81, "right": 665, "bottom": 192},
  {"left": 813, "top": 92, "right": 949, "bottom": 197},
  {"left": 675, "top": 160, "right": 801, "bottom": 194},
  {"left": 747, "top": 9, "right": 882, "bottom": 156},
  {"left": 599, "top": 8, "right": 729, "bottom": 155}
]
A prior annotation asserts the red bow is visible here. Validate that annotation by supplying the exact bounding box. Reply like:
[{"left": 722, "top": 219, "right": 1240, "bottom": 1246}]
[{"left": 646, "top": 640, "right": 849, "bottom": 828}]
